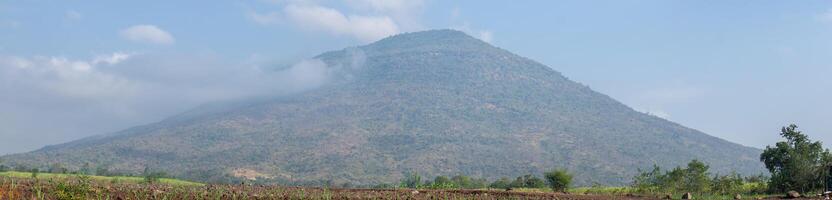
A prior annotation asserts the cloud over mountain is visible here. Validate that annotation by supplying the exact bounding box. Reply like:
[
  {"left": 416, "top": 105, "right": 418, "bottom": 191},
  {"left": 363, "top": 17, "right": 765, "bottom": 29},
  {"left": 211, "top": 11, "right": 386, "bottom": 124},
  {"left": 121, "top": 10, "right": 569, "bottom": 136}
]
[{"left": 120, "top": 25, "right": 175, "bottom": 45}]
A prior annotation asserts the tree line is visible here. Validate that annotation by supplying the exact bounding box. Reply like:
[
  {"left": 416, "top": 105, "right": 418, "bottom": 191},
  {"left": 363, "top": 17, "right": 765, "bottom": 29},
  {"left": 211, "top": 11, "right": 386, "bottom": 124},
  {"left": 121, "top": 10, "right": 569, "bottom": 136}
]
[
  {"left": 633, "top": 124, "right": 831, "bottom": 196},
  {"left": 391, "top": 168, "right": 573, "bottom": 192}
]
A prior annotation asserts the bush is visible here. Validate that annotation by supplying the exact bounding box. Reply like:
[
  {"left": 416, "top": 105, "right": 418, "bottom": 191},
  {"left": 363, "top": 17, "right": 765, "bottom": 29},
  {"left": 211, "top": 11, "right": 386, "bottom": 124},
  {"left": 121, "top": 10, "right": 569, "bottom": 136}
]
[
  {"left": 489, "top": 177, "right": 512, "bottom": 189},
  {"left": 544, "top": 169, "right": 573, "bottom": 192},
  {"left": 760, "top": 124, "right": 832, "bottom": 193},
  {"left": 632, "top": 165, "right": 663, "bottom": 193},
  {"left": 400, "top": 172, "right": 422, "bottom": 188},
  {"left": 31, "top": 168, "right": 40, "bottom": 178},
  {"left": 143, "top": 167, "right": 168, "bottom": 184},
  {"left": 711, "top": 173, "right": 744, "bottom": 195},
  {"left": 631, "top": 160, "right": 712, "bottom": 193}
]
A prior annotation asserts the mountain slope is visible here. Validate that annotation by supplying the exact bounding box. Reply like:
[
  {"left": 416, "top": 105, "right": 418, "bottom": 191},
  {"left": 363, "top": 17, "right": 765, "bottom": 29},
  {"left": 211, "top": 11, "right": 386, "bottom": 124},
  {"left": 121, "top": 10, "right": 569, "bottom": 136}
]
[{"left": 1, "top": 30, "right": 764, "bottom": 186}]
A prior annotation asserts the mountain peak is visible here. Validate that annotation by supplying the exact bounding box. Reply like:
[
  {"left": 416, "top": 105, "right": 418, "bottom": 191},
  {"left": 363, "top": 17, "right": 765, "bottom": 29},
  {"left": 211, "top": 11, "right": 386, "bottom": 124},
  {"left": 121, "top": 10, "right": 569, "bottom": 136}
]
[
  {"left": 363, "top": 29, "right": 490, "bottom": 52},
  {"left": 1, "top": 29, "right": 765, "bottom": 186}
]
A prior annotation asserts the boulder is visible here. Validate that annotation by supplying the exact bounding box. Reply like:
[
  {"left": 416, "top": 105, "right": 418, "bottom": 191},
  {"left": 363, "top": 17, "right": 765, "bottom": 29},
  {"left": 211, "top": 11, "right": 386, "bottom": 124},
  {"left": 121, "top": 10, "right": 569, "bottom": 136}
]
[
  {"left": 734, "top": 194, "right": 742, "bottom": 200},
  {"left": 787, "top": 191, "right": 800, "bottom": 199},
  {"left": 681, "top": 192, "right": 693, "bottom": 199}
]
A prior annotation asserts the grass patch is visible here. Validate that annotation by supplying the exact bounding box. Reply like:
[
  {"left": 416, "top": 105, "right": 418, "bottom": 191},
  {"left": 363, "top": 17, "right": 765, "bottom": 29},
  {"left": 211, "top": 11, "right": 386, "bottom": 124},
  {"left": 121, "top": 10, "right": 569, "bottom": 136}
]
[{"left": 0, "top": 171, "right": 202, "bottom": 186}]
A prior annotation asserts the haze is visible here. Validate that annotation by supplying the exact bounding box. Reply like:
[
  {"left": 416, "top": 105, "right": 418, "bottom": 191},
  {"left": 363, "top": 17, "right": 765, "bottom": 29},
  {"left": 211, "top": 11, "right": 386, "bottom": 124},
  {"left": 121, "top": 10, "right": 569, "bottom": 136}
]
[{"left": 0, "top": 0, "right": 830, "bottom": 155}]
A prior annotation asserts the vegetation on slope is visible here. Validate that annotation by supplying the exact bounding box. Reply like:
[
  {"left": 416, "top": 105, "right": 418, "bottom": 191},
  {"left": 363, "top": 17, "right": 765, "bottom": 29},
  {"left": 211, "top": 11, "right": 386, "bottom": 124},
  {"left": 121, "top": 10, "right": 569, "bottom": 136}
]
[{"left": 0, "top": 29, "right": 764, "bottom": 186}]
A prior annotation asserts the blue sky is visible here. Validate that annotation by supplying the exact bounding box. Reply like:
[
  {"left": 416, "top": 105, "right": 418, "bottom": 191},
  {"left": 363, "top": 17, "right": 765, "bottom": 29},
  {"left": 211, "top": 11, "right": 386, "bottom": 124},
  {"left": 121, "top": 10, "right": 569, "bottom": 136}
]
[{"left": 0, "top": 0, "right": 830, "bottom": 154}]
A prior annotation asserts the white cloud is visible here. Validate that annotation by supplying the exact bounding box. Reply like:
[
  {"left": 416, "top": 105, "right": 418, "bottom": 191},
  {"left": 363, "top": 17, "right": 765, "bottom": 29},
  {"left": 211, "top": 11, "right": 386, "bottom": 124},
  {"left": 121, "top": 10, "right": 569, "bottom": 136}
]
[
  {"left": 0, "top": 51, "right": 352, "bottom": 153},
  {"left": 345, "top": 0, "right": 424, "bottom": 29},
  {"left": 453, "top": 25, "right": 494, "bottom": 43},
  {"left": 120, "top": 25, "right": 175, "bottom": 45},
  {"left": 284, "top": 4, "right": 398, "bottom": 42},
  {"left": 92, "top": 52, "right": 132, "bottom": 65},
  {"left": 478, "top": 30, "right": 493, "bottom": 43},
  {"left": 449, "top": 9, "right": 494, "bottom": 43},
  {"left": 641, "top": 108, "right": 670, "bottom": 119},
  {"left": 248, "top": 0, "right": 425, "bottom": 42},
  {"left": 247, "top": 11, "right": 282, "bottom": 25}
]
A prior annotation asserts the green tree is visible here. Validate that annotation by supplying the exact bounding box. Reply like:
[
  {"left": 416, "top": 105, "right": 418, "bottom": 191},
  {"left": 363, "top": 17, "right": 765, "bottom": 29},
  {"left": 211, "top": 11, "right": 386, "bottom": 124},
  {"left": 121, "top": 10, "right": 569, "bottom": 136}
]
[
  {"left": 48, "top": 163, "right": 67, "bottom": 174},
  {"left": 760, "top": 124, "right": 832, "bottom": 193},
  {"left": 434, "top": 176, "right": 451, "bottom": 185},
  {"left": 489, "top": 177, "right": 512, "bottom": 189},
  {"left": 510, "top": 174, "right": 546, "bottom": 188},
  {"left": 682, "top": 159, "right": 711, "bottom": 193},
  {"left": 452, "top": 175, "right": 472, "bottom": 188},
  {"left": 544, "top": 169, "right": 573, "bottom": 192},
  {"left": 0, "top": 158, "right": 6, "bottom": 172},
  {"left": 632, "top": 165, "right": 662, "bottom": 193},
  {"left": 711, "top": 173, "right": 744, "bottom": 195},
  {"left": 142, "top": 167, "right": 167, "bottom": 184},
  {"left": 400, "top": 172, "right": 422, "bottom": 188}
]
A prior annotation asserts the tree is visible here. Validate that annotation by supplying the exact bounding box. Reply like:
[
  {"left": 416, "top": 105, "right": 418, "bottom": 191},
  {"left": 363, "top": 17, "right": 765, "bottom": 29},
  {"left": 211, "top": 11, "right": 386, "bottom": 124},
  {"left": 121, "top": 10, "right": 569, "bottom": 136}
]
[
  {"left": 760, "top": 124, "right": 832, "bottom": 193},
  {"left": 48, "top": 163, "right": 67, "bottom": 174},
  {"left": 510, "top": 174, "right": 546, "bottom": 189},
  {"left": 452, "top": 175, "right": 473, "bottom": 188},
  {"left": 142, "top": 167, "right": 167, "bottom": 184},
  {"left": 711, "top": 173, "right": 744, "bottom": 195},
  {"left": 434, "top": 176, "right": 452, "bottom": 185},
  {"left": 489, "top": 177, "right": 512, "bottom": 189},
  {"left": 683, "top": 159, "right": 711, "bottom": 193},
  {"left": 0, "top": 158, "right": 7, "bottom": 172},
  {"left": 544, "top": 169, "right": 573, "bottom": 193},
  {"left": 400, "top": 172, "right": 422, "bottom": 188},
  {"left": 632, "top": 165, "right": 663, "bottom": 193},
  {"left": 95, "top": 166, "right": 111, "bottom": 176}
]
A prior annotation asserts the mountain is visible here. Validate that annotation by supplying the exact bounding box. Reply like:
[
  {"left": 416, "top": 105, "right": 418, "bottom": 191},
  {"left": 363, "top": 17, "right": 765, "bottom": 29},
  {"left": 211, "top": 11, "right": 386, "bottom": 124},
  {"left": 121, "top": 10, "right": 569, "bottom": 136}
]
[{"left": 0, "top": 30, "right": 764, "bottom": 186}]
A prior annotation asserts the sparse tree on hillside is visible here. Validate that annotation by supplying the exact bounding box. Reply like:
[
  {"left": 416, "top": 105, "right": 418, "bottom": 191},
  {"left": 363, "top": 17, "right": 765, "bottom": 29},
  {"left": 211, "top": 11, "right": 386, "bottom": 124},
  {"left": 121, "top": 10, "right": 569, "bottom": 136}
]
[
  {"left": 760, "top": 124, "right": 832, "bottom": 193},
  {"left": 544, "top": 169, "right": 573, "bottom": 193}
]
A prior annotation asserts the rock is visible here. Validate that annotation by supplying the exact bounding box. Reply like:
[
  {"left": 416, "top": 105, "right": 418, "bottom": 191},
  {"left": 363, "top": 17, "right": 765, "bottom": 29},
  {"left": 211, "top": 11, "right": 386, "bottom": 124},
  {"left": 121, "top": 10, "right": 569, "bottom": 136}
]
[
  {"left": 411, "top": 190, "right": 420, "bottom": 195},
  {"left": 681, "top": 192, "right": 693, "bottom": 199},
  {"left": 734, "top": 194, "right": 742, "bottom": 200},
  {"left": 787, "top": 191, "right": 800, "bottom": 199}
]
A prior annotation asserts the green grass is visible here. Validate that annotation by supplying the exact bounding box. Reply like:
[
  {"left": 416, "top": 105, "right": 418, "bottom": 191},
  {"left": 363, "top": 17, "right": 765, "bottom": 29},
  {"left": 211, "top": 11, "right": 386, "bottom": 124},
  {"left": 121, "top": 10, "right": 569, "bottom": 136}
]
[
  {"left": 501, "top": 186, "right": 773, "bottom": 200},
  {"left": 0, "top": 171, "right": 203, "bottom": 186}
]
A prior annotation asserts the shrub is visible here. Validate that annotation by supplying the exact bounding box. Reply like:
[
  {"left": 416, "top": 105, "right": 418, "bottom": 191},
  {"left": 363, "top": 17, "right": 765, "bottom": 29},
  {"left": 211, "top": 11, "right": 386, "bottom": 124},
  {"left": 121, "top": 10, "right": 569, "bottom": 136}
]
[
  {"left": 711, "top": 173, "right": 744, "bottom": 195},
  {"left": 31, "top": 168, "right": 40, "bottom": 178},
  {"left": 760, "top": 124, "right": 832, "bottom": 193},
  {"left": 544, "top": 169, "right": 573, "bottom": 192},
  {"left": 400, "top": 172, "right": 422, "bottom": 188},
  {"left": 143, "top": 167, "right": 168, "bottom": 184},
  {"left": 632, "top": 165, "right": 662, "bottom": 193},
  {"left": 489, "top": 177, "right": 512, "bottom": 189},
  {"left": 510, "top": 174, "right": 546, "bottom": 189}
]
